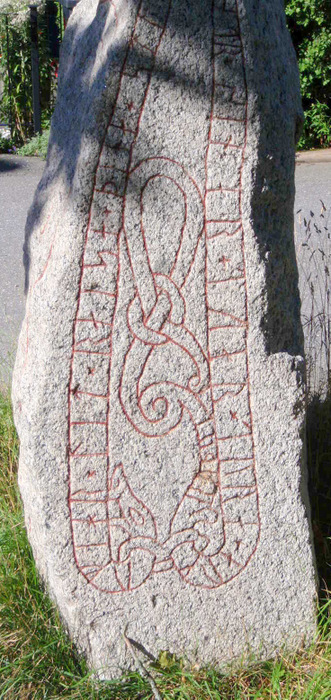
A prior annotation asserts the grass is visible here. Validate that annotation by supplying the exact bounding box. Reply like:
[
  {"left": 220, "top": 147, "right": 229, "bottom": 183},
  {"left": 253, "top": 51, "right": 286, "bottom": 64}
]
[
  {"left": 0, "top": 388, "right": 330, "bottom": 697},
  {"left": 1, "top": 402, "right": 331, "bottom": 696},
  {"left": 1, "top": 208, "right": 331, "bottom": 697}
]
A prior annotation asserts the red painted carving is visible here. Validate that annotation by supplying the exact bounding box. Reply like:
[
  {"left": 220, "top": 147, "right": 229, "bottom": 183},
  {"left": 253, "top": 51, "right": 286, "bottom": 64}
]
[{"left": 67, "top": 0, "right": 260, "bottom": 591}]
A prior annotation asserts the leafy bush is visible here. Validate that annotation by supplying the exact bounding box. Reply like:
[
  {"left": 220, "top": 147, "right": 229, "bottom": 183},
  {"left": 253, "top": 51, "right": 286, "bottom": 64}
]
[
  {"left": 0, "top": 132, "right": 16, "bottom": 153},
  {"left": 286, "top": 0, "right": 331, "bottom": 149},
  {"left": 0, "top": 0, "right": 44, "bottom": 23},
  {"left": 0, "top": 1, "right": 58, "bottom": 145},
  {"left": 17, "top": 127, "right": 49, "bottom": 158},
  {"left": 0, "top": 0, "right": 330, "bottom": 152}
]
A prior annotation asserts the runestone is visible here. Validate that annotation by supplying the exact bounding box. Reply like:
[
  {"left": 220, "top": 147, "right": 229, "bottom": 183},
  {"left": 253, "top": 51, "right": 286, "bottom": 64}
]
[{"left": 13, "top": 0, "right": 317, "bottom": 677}]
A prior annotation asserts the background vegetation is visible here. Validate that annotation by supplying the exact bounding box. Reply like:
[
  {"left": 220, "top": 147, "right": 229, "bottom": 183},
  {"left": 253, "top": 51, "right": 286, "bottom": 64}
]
[
  {"left": 0, "top": 0, "right": 58, "bottom": 149},
  {"left": 0, "top": 0, "right": 330, "bottom": 152},
  {"left": 285, "top": 0, "right": 331, "bottom": 149}
]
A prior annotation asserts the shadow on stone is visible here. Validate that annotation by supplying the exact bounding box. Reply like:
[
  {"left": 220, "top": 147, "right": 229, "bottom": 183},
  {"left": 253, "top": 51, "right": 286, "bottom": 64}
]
[
  {"left": 246, "top": 7, "right": 303, "bottom": 358},
  {"left": 23, "top": 0, "right": 305, "bottom": 364},
  {"left": 250, "top": 153, "right": 304, "bottom": 357},
  {"left": 23, "top": 0, "right": 234, "bottom": 291}
]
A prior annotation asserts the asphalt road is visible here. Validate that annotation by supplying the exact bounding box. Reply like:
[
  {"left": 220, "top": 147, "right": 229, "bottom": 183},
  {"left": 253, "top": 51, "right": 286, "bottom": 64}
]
[
  {"left": 0, "top": 151, "right": 330, "bottom": 388},
  {"left": 295, "top": 151, "right": 331, "bottom": 224},
  {"left": 0, "top": 155, "right": 45, "bottom": 385}
]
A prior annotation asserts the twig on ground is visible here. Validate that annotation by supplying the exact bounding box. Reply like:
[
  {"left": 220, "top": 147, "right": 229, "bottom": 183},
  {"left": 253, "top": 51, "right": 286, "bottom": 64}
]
[{"left": 123, "top": 627, "right": 163, "bottom": 700}]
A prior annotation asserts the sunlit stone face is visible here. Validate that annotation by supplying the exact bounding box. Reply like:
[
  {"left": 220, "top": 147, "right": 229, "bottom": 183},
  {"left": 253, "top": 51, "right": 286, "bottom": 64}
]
[{"left": 12, "top": 0, "right": 317, "bottom": 678}]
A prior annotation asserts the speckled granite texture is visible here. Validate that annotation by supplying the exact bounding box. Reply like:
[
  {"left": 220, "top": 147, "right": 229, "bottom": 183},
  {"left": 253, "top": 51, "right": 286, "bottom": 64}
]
[{"left": 12, "top": 0, "right": 317, "bottom": 678}]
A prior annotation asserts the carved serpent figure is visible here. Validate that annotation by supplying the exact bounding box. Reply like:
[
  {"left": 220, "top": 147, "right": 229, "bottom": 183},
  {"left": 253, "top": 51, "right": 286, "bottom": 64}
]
[{"left": 68, "top": 0, "right": 260, "bottom": 592}]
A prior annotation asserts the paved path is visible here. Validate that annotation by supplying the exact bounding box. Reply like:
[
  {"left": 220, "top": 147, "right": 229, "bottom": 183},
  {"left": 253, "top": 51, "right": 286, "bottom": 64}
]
[
  {"left": 295, "top": 151, "right": 331, "bottom": 288},
  {"left": 0, "top": 155, "right": 45, "bottom": 385},
  {"left": 0, "top": 150, "right": 330, "bottom": 388},
  {"left": 295, "top": 150, "right": 331, "bottom": 221}
]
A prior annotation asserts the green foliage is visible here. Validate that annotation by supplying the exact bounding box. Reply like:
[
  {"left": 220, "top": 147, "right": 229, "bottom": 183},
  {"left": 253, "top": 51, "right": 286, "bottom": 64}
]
[
  {"left": 299, "top": 101, "right": 331, "bottom": 150},
  {"left": 1, "top": 1, "right": 329, "bottom": 152},
  {"left": 0, "top": 17, "right": 32, "bottom": 143},
  {"left": 0, "top": 132, "right": 16, "bottom": 153},
  {"left": 0, "top": 1, "right": 44, "bottom": 14},
  {"left": 18, "top": 126, "right": 50, "bottom": 157},
  {"left": 286, "top": 0, "right": 330, "bottom": 27},
  {"left": 0, "top": 2, "right": 58, "bottom": 145},
  {"left": 285, "top": 0, "right": 331, "bottom": 149}
]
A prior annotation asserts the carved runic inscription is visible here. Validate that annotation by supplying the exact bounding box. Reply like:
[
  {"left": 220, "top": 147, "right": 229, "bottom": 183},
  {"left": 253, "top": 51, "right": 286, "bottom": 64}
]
[{"left": 68, "top": 0, "right": 260, "bottom": 592}]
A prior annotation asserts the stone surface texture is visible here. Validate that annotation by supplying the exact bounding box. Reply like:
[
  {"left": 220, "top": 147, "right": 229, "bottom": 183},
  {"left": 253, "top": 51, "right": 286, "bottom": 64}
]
[{"left": 13, "top": 0, "right": 317, "bottom": 677}]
